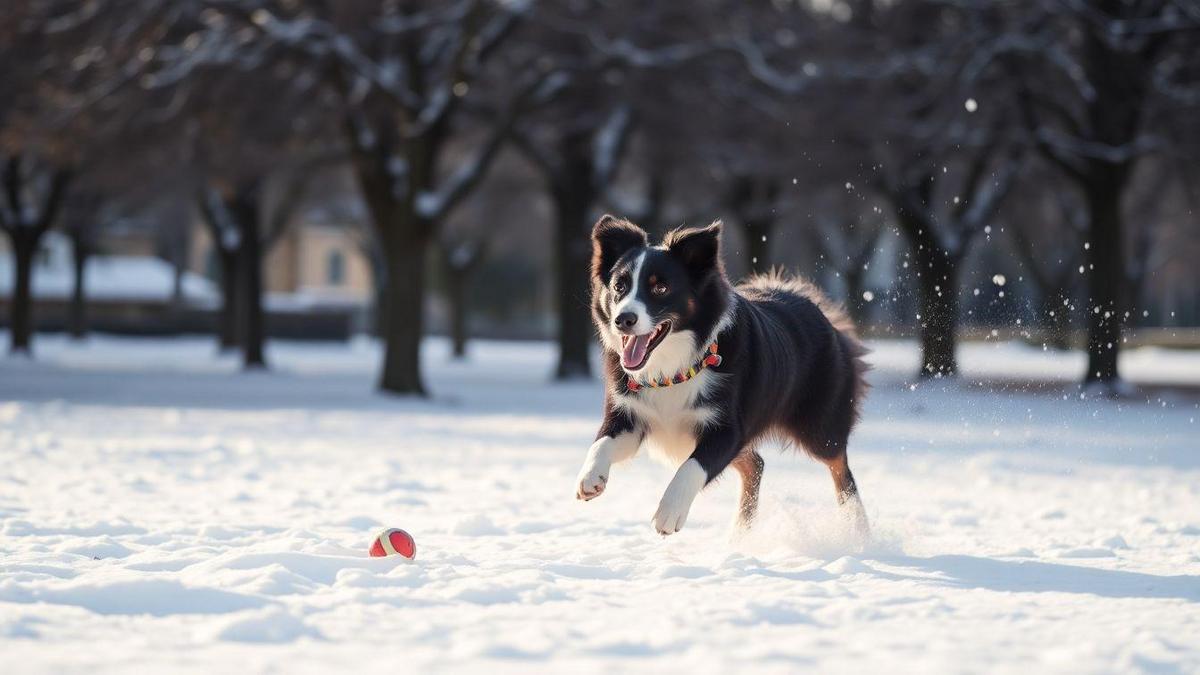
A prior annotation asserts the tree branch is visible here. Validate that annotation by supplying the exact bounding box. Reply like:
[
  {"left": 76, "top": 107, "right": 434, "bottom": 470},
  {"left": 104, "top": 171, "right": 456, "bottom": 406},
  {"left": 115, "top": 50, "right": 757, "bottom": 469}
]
[
  {"left": 591, "top": 105, "right": 634, "bottom": 190},
  {"left": 34, "top": 168, "right": 73, "bottom": 236},
  {"left": 0, "top": 155, "right": 21, "bottom": 233},
  {"left": 416, "top": 69, "right": 552, "bottom": 224}
]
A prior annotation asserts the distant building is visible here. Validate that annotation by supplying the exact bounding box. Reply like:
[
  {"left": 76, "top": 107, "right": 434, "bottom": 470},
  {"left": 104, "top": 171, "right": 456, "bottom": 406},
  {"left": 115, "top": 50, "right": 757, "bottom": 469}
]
[
  {"left": 187, "top": 217, "right": 374, "bottom": 308},
  {"left": 1, "top": 211, "right": 369, "bottom": 338}
]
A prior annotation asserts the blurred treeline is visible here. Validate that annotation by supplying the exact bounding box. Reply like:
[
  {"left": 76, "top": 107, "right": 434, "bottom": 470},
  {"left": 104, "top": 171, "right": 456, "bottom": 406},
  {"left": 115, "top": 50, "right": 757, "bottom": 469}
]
[{"left": 1, "top": 1, "right": 1198, "bottom": 394}]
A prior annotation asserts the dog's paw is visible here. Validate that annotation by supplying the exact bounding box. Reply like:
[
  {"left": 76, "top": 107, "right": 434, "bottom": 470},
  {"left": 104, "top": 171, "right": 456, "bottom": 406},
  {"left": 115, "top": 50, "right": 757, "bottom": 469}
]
[
  {"left": 651, "top": 459, "right": 707, "bottom": 536},
  {"left": 575, "top": 465, "right": 608, "bottom": 501},
  {"left": 651, "top": 499, "right": 690, "bottom": 536}
]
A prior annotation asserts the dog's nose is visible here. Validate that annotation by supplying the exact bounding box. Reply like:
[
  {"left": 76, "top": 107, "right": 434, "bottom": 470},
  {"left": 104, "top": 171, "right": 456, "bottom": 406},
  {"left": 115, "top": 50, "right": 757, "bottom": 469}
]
[{"left": 614, "top": 312, "right": 639, "bottom": 332}]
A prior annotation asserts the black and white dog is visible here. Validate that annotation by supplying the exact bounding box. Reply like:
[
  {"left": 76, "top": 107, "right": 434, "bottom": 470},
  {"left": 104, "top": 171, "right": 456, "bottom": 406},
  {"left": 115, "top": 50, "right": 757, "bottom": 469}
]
[{"left": 575, "top": 216, "right": 870, "bottom": 536}]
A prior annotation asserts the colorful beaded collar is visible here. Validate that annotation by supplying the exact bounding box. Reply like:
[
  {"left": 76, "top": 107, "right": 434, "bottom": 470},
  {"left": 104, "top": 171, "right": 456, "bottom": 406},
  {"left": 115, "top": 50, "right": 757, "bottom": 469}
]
[{"left": 627, "top": 342, "right": 722, "bottom": 392}]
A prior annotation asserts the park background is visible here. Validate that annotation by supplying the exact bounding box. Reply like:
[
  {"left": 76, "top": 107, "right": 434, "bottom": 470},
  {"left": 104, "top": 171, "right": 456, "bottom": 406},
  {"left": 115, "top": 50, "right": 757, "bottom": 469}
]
[{"left": 2, "top": 2, "right": 1199, "bottom": 673}]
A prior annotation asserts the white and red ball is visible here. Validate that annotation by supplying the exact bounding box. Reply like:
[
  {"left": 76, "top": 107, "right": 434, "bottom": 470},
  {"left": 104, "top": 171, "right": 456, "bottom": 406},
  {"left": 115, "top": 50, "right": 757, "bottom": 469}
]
[{"left": 368, "top": 528, "right": 416, "bottom": 560}]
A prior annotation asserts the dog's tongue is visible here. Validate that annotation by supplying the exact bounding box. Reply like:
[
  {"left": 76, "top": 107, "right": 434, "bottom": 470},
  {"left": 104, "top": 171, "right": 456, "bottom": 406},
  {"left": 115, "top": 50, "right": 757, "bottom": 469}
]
[{"left": 622, "top": 333, "right": 651, "bottom": 369}]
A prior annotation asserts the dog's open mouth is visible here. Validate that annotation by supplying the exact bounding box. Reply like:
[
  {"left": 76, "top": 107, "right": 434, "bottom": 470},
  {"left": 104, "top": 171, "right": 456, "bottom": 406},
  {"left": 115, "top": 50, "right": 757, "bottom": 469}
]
[{"left": 620, "top": 321, "right": 671, "bottom": 371}]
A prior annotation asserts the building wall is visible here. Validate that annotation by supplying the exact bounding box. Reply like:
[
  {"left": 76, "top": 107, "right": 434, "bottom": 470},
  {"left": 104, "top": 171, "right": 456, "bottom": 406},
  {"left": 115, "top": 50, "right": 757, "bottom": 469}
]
[
  {"left": 188, "top": 218, "right": 372, "bottom": 303},
  {"left": 287, "top": 225, "right": 372, "bottom": 299}
]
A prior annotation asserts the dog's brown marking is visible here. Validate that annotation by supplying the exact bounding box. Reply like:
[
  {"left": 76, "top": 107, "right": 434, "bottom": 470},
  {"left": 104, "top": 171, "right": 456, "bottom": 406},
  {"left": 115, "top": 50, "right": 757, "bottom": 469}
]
[
  {"left": 731, "top": 448, "right": 765, "bottom": 526},
  {"left": 820, "top": 451, "right": 870, "bottom": 537}
]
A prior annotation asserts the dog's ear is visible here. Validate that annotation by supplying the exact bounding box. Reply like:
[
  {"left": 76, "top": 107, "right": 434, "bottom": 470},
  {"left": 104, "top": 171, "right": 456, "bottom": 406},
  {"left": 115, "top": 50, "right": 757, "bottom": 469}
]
[
  {"left": 665, "top": 221, "right": 723, "bottom": 277},
  {"left": 592, "top": 215, "right": 648, "bottom": 282}
]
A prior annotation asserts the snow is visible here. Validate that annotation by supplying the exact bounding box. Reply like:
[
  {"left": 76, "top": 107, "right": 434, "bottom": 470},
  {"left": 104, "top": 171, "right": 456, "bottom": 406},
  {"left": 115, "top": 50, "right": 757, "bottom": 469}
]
[
  {"left": 2, "top": 334, "right": 1199, "bottom": 673},
  {"left": 0, "top": 234, "right": 217, "bottom": 304}
]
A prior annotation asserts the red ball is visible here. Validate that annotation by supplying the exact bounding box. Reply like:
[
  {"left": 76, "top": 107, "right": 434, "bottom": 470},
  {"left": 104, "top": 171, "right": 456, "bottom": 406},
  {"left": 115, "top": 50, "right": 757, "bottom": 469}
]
[{"left": 368, "top": 528, "right": 416, "bottom": 559}]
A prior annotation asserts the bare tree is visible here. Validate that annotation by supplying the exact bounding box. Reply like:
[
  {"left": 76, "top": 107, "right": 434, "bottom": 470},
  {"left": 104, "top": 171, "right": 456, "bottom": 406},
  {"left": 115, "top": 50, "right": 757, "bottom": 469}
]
[
  {"left": 511, "top": 105, "right": 636, "bottom": 379},
  {"left": 807, "top": 187, "right": 886, "bottom": 327},
  {"left": 437, "top": 236, "right": 488, "bottom": 359},
  {"left": 504, "top": 2, "right": 717, "bottom": 378},
  {"left": 198, "top": 1, "right": 541, "bottom": 393},
  {"left": 1003, "top": 163, "right": 1086, "bottom": 350},
  {"left": 0, "top": 2, "right": 78, "bottom": 352},
  {"left": 60, "top": 189, "right": 105, "bottom": 339},
  {"left": 879, "top": 143, "right": 1020, "bottom": 376},
  {"left": 1009, "top": 0, "right": 1200, "bottom": 388},
  {"left": 195, "top": 161, "right": 322, "bottom": 368}
]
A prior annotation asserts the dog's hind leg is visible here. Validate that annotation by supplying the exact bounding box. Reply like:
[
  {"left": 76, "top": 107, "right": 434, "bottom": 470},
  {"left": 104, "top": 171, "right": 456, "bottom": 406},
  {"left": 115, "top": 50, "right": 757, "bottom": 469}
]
[
  {"left": 820, "top": 450, "right": 869, "bottom": 539},
  {"left": 730, "top": 448, "right": 764, "bottom": 528}
]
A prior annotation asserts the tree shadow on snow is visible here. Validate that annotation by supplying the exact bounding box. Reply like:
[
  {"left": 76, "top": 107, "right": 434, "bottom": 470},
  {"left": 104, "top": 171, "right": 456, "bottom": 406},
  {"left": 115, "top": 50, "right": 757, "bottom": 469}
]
[{"left": 874, "top": 554, "right": 1200, "bottom": 602}]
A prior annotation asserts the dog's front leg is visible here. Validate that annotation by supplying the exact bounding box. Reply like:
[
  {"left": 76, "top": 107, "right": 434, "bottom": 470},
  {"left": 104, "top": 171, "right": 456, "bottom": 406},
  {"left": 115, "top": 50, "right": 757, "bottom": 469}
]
[
  {"left": 653, "top": 426, "right": 741, "bottom": 535},
  {"left": 576, "top": 432, "right": 640, "bottom": 500}
]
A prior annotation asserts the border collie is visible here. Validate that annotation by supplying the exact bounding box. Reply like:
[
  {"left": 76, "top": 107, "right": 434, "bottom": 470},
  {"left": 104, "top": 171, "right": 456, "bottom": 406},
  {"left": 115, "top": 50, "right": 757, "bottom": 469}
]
[{"left": 575, "top": 216, "right": 870, "bottom": 536}]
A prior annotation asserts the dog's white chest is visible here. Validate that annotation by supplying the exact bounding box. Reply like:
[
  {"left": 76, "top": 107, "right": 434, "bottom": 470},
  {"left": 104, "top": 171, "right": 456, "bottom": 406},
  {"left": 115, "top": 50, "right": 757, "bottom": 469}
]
[{"left": 619, "top": 372, "right": 719, "bottom": 468}]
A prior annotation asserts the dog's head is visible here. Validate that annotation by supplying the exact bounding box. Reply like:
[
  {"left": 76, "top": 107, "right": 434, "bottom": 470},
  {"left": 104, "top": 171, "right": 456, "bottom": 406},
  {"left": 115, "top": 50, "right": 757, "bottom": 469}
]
[{"left": 591, "top": 216, "right": 731, "bottom": 378}]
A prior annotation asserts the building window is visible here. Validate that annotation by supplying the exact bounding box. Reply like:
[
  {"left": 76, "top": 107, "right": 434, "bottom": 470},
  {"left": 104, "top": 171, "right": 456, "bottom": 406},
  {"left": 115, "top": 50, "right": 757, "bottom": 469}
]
[
  {"left": 327, "top": 249, "right": 345, "bottom": 286},
  {"left": 205, "top": 247, "right": 220, "bottom": 282}
]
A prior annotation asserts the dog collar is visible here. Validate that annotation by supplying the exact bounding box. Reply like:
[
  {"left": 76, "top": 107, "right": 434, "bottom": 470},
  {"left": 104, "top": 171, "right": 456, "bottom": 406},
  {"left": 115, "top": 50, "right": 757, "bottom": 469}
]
[{"left": 627, "top": 342, "right": 721, "bottom": 392}]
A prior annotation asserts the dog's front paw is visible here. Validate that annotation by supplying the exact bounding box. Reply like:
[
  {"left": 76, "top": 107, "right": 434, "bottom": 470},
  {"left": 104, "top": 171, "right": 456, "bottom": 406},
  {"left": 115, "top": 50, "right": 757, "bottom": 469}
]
[
  {"left": 575, "top": 465, "right": 608, "bottom": 501},
  {"left": 652, "top": 499, "right": 690, "bottom": 536},
  {"left": 651, "top": 458, "right": 707, "bottom": 536}
]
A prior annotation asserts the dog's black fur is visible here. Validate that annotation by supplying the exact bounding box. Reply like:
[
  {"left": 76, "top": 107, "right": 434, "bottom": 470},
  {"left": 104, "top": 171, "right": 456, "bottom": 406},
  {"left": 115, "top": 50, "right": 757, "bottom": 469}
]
[{"left": 577, "top": 215, "right": 870, "bottom": 536}]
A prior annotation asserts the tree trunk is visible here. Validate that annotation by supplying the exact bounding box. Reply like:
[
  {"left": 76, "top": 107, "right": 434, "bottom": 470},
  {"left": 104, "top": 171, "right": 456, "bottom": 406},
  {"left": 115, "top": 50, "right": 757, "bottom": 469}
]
[
  {"left": 1071, "top": 19, "right": 1143, "bottom": 388},
  {"left": 8, "top": 231, "right": 38, "bottom": 354},
  {"left": 728, "top": 175, "right": 780, "bottom": 276},
  {"left": 1038, "top": 291, "right": 1072, "bottom": 351},
  {"left": 915, "top": 248, "right": 961, "bottom": 378},
  {"left": 216, "top": 247, "right": 239, "bottom": 350},
  {"left": 1082, "top": 180, "right": 1124, "bottom": 384},
  {"left": 550, "top": 138, "right": 598, "bottom": 381},
  {"left": 553, "top": 197, "right": 593, "bottom": 380},
  {"left": 171, "top": 258, "right": 184, "bottom": 309},
  {"left": 352, "top": 173, "right": 432, "bottom": 395},
  {"left": 69, "top": 236, "right": 88, "bottom": 340},
  {"left": 366, "top": 245, "right": 387, "bottom": 340},
  {"left": 378, "top": 230, "right": 429, "bottom": 395},
  {"left": 447, "top": 272, "right": 468, "bottom": 359},
  {"left": 230, "top": 191, "right": 266, "bottom": 370},
  {"left": 552, "top": 134, "right": 597, "bottom": 380}
]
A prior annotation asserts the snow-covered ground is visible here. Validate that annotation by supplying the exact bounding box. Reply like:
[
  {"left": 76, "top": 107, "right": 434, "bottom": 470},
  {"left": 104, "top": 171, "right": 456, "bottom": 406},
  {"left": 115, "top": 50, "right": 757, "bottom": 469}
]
[
  {"left": 0, "top": 233, "right": 217, "bottom": 304},
  {"left": 2, "top": 334, "right": 1198, "bottom": 674}
]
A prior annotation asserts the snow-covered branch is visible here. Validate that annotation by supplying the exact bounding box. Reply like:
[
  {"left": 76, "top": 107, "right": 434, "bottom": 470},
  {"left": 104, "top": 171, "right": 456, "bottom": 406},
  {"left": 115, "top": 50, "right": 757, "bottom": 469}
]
[
  {"left": 959, "top": 150, "right": 1021, "bottom": 235},
  {"left": 1036, "top": 127, "right": 1162, "bottom": 165},
  {"left": 416, "top": 69, "right": 552, "bottom": 224},
  {"left": 196, "top": 184, "right": 240, "bottom": 252},
  {"left": 591, "top": 105, "right": 633, "bottom": 190}
]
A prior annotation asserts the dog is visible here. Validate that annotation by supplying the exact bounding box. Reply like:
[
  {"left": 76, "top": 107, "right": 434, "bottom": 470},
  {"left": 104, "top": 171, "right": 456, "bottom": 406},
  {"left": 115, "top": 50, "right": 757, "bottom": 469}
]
[{"left": 575, "top": 216, "right": 870, "bottom": 536}]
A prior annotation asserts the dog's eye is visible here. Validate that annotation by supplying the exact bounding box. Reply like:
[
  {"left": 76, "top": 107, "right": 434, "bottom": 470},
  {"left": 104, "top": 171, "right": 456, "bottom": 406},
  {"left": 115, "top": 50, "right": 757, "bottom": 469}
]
[
  {"left": 651, "top": 282, "right": 669, "bottom": 297},
  {"left": 613, "top": 280, "right": 627, "bottom": 295}
]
